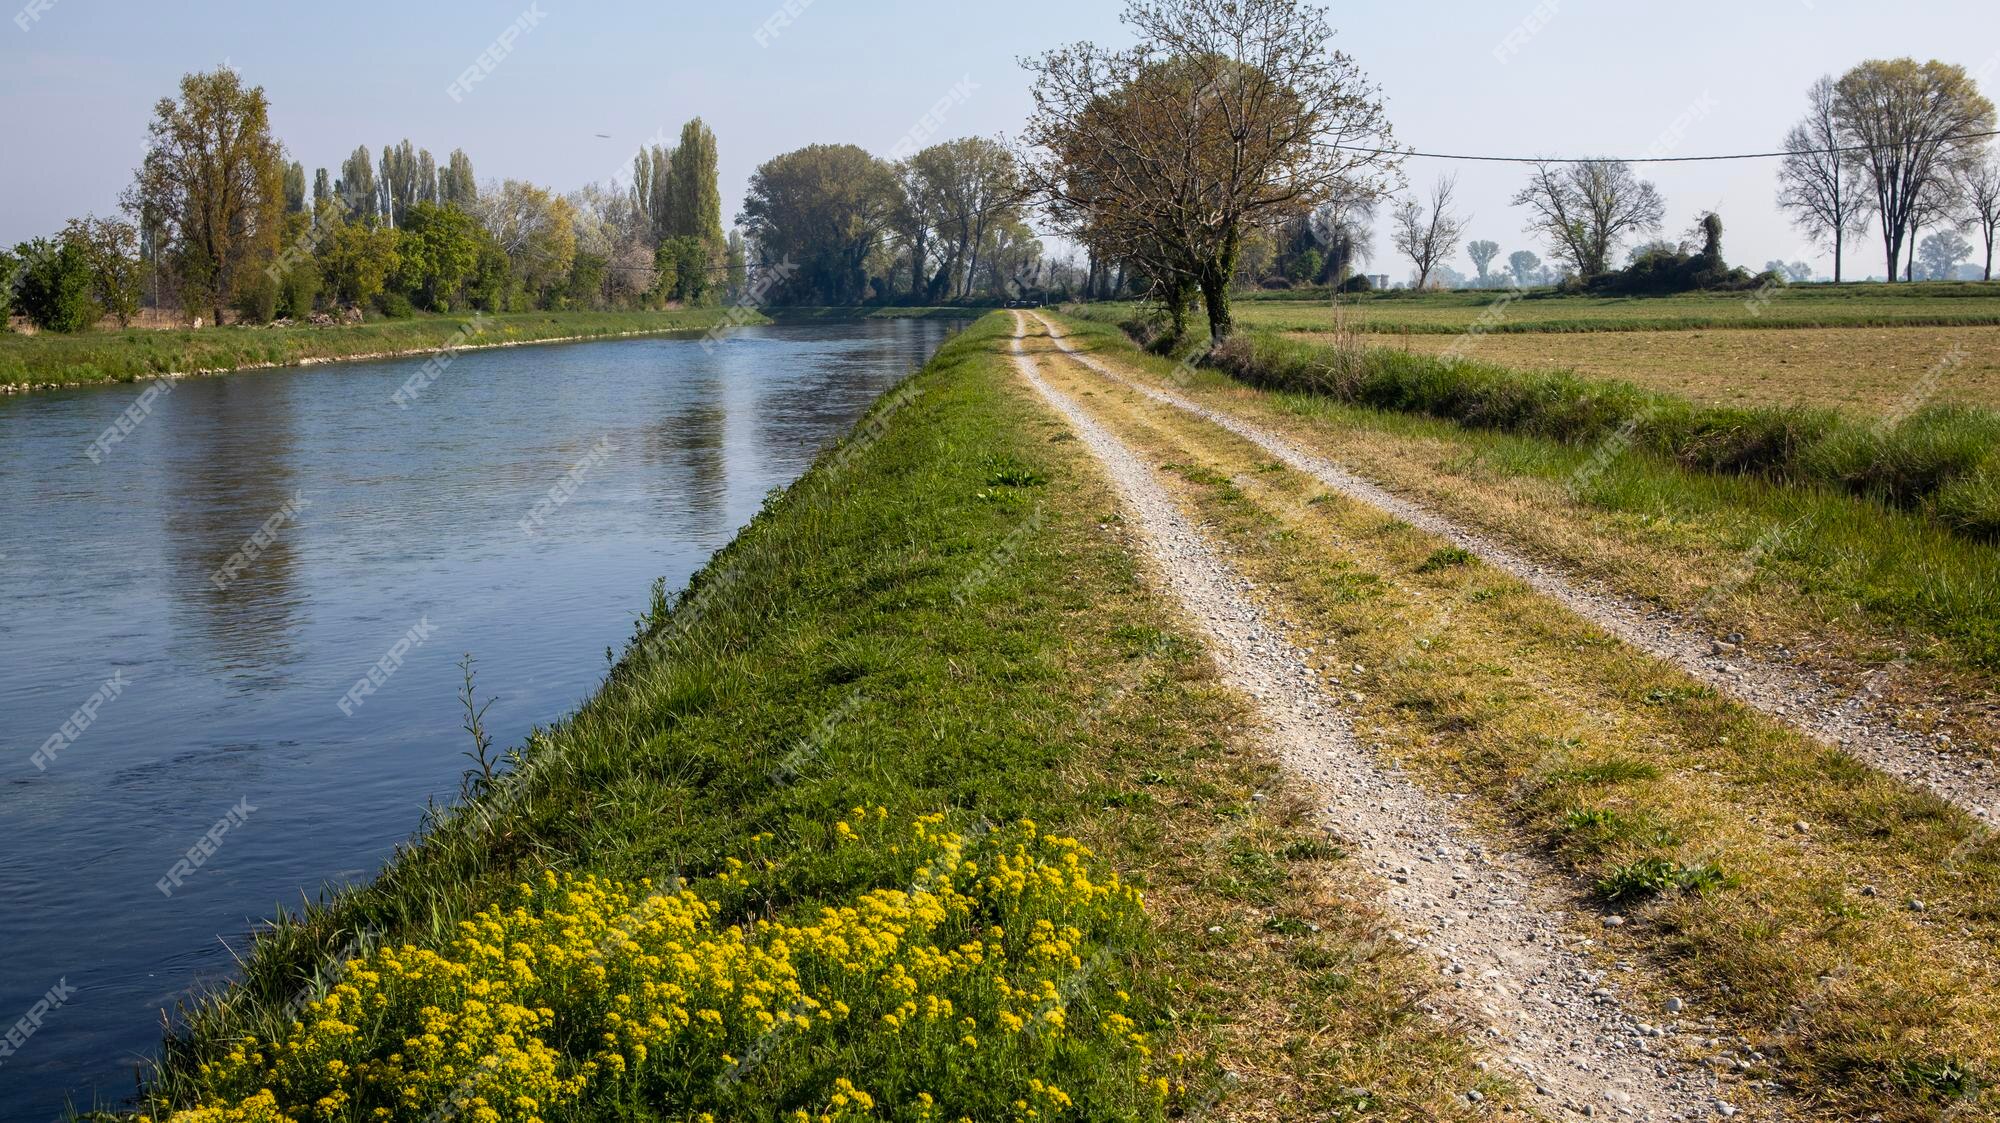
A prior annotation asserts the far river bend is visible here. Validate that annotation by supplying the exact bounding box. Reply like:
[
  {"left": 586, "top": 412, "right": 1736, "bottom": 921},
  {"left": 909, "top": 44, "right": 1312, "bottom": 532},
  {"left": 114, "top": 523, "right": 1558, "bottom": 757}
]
[{"left": 0, "top": 317, "right": 967, "bottom": 1120}]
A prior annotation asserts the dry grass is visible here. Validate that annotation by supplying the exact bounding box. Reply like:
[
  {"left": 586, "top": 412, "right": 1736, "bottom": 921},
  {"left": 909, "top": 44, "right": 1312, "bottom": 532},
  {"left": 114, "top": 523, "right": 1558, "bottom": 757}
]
[
  {"left": 1027, "top": 337, "right": 2000, "bottom": 1121},
  {"left": 1293, "top": 326, "right": 2000, "bottom": 417}
]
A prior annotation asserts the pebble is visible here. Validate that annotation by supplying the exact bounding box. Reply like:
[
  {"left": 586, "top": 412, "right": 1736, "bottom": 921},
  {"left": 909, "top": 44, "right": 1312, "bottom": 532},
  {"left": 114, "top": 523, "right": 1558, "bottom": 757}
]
[
  {"left": 1666, "top": 997, "right": 1684, "bottom": 1014},
  {"left": 1602, "top": 915, "right": 1626, "bottom": 928}
]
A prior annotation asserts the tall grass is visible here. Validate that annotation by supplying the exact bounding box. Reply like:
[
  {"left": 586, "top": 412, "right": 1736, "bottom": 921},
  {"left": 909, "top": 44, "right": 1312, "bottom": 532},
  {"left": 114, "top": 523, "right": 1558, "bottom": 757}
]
[{"left": 1201, "top": 328, "right": 2000, "bottom": 543}]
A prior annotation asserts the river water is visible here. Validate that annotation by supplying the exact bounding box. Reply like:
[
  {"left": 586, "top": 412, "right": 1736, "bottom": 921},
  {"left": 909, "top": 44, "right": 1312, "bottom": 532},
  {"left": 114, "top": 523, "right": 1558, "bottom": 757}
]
[{"left": 0, "top": 317, "right": 965, "bottom": 1119}]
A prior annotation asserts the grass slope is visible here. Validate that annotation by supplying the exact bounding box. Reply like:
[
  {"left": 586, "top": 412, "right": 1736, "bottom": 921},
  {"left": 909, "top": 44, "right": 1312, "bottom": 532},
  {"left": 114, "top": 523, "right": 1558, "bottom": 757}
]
[
  {"left": 124, "top": 314, "right": 1494, "bottom": 1121},
  {"left": 0, "top": 308, "right": 746, "bottom": 389}
]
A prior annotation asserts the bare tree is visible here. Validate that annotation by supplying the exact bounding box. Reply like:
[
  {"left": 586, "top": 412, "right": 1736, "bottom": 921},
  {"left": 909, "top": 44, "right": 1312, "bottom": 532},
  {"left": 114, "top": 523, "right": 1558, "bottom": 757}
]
[
  {"left": 1511, "top": 160, "right": 1664, "bottom": 278},
  {"left": 1777, "top": 76, "right": 1866, "bottom": 282},
  {"left": 1022, "top": 0, "right": 1400, "bottom": 340},
  {"left": 1962, "top": 148, "right": 2000, "bottom": 281},
  {"left": 1392, "top": 175, "right": 1467, "bottom": 289},
  {"left": 1834, "top": 59, "right": 1996, "bottom": 281}
]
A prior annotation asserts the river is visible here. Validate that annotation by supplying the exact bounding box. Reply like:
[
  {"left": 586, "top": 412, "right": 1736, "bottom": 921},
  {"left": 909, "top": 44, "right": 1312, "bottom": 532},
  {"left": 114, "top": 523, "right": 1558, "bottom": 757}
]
[{"left": 0, "top": 317, "right": 965, "bottom": 1119}]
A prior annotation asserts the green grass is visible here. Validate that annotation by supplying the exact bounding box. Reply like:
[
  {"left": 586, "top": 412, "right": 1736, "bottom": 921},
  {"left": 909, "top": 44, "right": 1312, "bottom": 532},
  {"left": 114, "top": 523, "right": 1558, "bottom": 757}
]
[
  {"left": 120, "top": 314, "right": 1494, "bottom": 1121},
  {"left": 1210, "top": 281, "right": 2000, "bottom": 334},
  {"left": 0, "top": 308, "right": 748, "bottom": 388},
  {"left": 765, "top": 306, "right": 996, "bottom": 322}
]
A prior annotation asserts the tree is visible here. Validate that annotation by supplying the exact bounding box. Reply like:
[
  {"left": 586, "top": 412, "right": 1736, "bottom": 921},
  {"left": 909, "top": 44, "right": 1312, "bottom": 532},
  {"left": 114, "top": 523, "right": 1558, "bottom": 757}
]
[
  {"left": 1392, "top": 175, "right": 1466, "bottom": 289},
  {"left": 125, "top": 68, "right": 286, "bottom": 326},
  {"left": 312, "top": 168, "right": 334, "bottom": 215},
  {"left": 1834, "top": 59, "right": 1996, "bottom": 282},
  {"left": 1962, "top": 148, "right": 2000, "bottom": 280},
  {"left": 1766, "top": 260, "right": 1813, "bottom": 283},
  {"left": 471, "top": 180, "right": 576, "bottom": 304},
  {"left": 1916, "top": 230, "right": 1973, "bottom": 280},
  {"left": 1776, "top": 76, "right": 1865, "bottom": 282},
  {"left": 1466, "top": 238, "right": 1499, "bottom": 284},
  {"left": 1508, "top": 249, "right": 1542, "bottom": 288},
  {"left": 668, "top": 119, "right": 725, "bottom": 247},
  {"left": 739, "top": 143, "right": 903, "bottom": 304},
  {"left": 396, "top": 202, "right": 481, "bottom": 309},
  {"left": 633, "top": 143, "right": 675, "bottom": 245},
  {"left": 725, "top": 230, "right": 749, "bottom": 299},
  {"left": 0, "top": 248, "right": 19, "bottom": 327},
  {"left": 64, "top": 216, "right": 143, "bottom": 327},
  {"left": 12, "top": 236, "right": 98, "bottom": 332},
  {"left": 338, "top": 146, "right": 378, "bottom": 223},
  {"left": 1288, "top": 248, "right": 1323, "bottom": 282},
  {"left": 1023, "top": 0, "right": 1400, "bottom": 340},
  {"left": 316, "top": 215, "right": 401, "bottom": 306},
  {"left": 904, "top": 138, "right": 1021, "bottom": 300},
  {"left": 440, "top": 150, "right": 478, "bottom": 209},
  {"left": 378, "top": 140, "right": 436, "bottom": 227},
  {"left": 282, "top": 161, "right": 307, "bottom": 214},
  {"left": 1512, "top": 159, "right": 1664, "bottom": 277}
]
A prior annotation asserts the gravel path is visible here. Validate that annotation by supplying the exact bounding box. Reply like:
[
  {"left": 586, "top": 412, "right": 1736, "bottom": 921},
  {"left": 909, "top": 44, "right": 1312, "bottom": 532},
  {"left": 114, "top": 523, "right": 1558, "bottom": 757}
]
[
  {"left": 1008, "top": 314, "right": 1739, "bottom": 1122},
  {"left": 1030, "top": 312, "right": 1999, "bottom": 825}
]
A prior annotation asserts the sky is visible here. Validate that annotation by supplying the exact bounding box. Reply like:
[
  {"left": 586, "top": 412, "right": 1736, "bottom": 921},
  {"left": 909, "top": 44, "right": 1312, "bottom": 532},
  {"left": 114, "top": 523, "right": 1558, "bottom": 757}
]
[{"left": 3, "top": 0, "right": 1997, "bottom": 281}]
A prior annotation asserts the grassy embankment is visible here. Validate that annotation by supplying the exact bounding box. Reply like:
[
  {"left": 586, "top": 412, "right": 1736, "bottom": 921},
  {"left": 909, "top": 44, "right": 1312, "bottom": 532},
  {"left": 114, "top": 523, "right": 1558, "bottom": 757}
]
[
  {"left": 1220, "top": 282, "right": 2000, "bottom": 333},
  {"left": 1029, "top": 316, "right": 2000, "bottom": 1121},
  {"left": 125, "top": 314, "right": 1498, "bottom": 1122},
  {"left": 0, "top": 308, "right": 750, "bottom": 390},
  {"left": 1074, "top": 304, "right": 2000, "bottom": 547}
]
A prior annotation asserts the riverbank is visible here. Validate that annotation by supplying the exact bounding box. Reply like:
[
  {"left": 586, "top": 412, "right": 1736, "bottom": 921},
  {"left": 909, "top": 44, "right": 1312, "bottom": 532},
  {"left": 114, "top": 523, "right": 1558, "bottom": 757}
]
[
  {"left": 126, "top": 313, "right": 1495, "bottom": 1120},
  {"left": 765, "top": 304, "right": 1007, "bottom": 322},
  {"left": 0, "top": 308, "right": 753, "bottom": 393}
]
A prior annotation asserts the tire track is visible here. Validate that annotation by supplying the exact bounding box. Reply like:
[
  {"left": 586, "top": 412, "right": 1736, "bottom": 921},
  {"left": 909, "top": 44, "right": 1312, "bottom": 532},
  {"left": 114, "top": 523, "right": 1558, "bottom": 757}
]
[
  {"left": 1006, "top": 313, "right": 1739, "bottom": 1122},
  {"left": 1029, "top": 311, "right": 1999, "bottom": 824}
]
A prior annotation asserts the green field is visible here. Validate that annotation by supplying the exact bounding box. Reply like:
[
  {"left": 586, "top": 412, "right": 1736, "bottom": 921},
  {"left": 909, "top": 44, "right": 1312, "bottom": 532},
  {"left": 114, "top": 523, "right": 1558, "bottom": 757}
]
[
  {"left": 0, "top": 308, "right": 749, "bottom": 390},
  {"left": 1149, "top": 282, "right": 2000, "bottom": 335}
]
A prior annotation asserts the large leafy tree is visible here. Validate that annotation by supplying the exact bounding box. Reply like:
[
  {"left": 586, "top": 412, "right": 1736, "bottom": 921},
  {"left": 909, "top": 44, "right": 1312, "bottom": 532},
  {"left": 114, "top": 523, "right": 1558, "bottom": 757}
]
[
  {"left": 315, "top": 214, "right": 401, "bottom": 306},
  {"left": 471, "top": 180, "right": 577, "bottom": 304},
  {"left": 739, "top": 143, "right": 903, "bottom": 305},
  {"left": 396, "top": 202, "right": 481, "bottom": 310},
  {"left": 12, "top": 236, "right": 98, "bottom": 332},
  {"left": 903, "top": 138, "right": 1021, "bottom": 301},
  {"left": 125, "top": 68, "right": 286, "bottom": 326},
  {"left": 1833, "top": 59, "right": 1996, "bottom": 281},
  {"left": 1511, "top": 159, "right": 1664, "bottom": 278},
  {"left": 1024, "top": 0, "right": 1399, "bottom": 340}
]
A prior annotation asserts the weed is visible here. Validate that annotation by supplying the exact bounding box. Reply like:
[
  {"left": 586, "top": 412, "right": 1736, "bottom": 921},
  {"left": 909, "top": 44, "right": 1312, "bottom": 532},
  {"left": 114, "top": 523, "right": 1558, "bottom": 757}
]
[{"left": 1415, "top": 546, "right": 1475, "bottom": 573}]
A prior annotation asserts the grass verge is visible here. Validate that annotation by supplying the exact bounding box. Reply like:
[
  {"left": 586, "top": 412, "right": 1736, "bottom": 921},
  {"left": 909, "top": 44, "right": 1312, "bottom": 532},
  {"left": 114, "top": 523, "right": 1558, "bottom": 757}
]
[
  {"left": 120, "top": 313, "right": 1498, "bottom": 1122},
  {"left": 0, "top": 308, "right": 747, "bottom": 390},
  {"left": 1023, "top": 330, "right": 2000, "bottom": 1121}
]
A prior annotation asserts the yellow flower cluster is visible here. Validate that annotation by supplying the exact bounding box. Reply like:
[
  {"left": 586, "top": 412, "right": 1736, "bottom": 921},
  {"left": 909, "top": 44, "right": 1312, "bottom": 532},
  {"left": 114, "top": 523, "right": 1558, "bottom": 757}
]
[{"left": 165, "top": 813, "right": 1155, "bottom": 1123}]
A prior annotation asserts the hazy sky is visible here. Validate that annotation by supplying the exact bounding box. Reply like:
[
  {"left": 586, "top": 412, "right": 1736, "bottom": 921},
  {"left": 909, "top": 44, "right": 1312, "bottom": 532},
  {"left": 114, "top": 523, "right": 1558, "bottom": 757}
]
[{"left": 4, "top": 0, "right": 1997, "bottom": 280}]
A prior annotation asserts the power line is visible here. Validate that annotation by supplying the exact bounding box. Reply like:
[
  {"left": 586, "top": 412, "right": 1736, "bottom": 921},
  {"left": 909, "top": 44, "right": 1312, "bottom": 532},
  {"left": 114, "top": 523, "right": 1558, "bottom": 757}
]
[{"left": 1323, "top": 128, "right": 2000, "bottom": 165}]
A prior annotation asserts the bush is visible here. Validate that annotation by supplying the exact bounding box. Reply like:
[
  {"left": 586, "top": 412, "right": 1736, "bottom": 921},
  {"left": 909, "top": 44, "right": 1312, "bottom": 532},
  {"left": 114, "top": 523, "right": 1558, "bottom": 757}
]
[
  {"left": 13, "top": 236, "right": 98, "bottom": 333},
  {"left": 158, "top": 816, "right": 1162, "bottom": 1123},
  {"left": 233, "top": 273, "right": 279, "bottom": 325},
  {"left": 371, "top": 290, "right": 416, "bottom": 319},
  {"left": 1337, "top": 273, "right": 1374, "bottom": 293},
  {"left": 276, "top": 262, "right": 320, "bottom": 321}
]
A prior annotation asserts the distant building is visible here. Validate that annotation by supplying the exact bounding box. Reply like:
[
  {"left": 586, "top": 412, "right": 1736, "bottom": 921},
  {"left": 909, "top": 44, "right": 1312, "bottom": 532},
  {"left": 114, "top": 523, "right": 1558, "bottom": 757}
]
[{"left": 1369, "top": 274, "right": 1389, "bottom": 289}]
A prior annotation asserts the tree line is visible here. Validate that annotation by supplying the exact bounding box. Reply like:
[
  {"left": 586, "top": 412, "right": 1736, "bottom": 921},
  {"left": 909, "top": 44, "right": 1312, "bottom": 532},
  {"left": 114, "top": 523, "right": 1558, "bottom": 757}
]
[{"left": 0, "top": 69, "right": 744, "bottom": 334}]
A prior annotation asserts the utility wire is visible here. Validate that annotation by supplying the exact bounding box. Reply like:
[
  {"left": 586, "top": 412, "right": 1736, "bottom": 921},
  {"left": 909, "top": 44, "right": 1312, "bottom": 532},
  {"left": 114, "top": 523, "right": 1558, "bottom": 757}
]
[{"left": 1323, "top": 128, "right": 2000, "bottom": 164}]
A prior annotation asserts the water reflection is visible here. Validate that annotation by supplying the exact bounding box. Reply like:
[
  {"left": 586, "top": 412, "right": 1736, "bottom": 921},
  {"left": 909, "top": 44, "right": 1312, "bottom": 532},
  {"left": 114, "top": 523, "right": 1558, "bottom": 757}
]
[{"left": 0, "top": 317, "right": 964, "bottom": 1120}]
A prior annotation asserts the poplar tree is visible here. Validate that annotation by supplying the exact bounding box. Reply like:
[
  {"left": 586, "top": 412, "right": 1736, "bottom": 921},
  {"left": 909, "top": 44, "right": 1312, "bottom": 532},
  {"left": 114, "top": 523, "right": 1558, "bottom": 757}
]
[
  {"left": 337, "top": 146, "right": 376, "bottom": 222},
  {"left": 441, "top": 150, "right": 478, "bottom": 208}
]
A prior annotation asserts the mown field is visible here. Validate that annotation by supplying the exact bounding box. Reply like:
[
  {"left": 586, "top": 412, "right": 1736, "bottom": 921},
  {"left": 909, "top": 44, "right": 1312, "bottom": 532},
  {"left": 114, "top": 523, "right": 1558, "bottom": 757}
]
[
  {"left": 121, "top": 316, "right": 1495, "bottom": 1122},
  {"left": 1224, "top": 282, "right": 2000, "bottom": 334},
  {"left": 0, "top": 308, "right": 747, "bottom": 389},
  {"left": 1335, "top": 325, "right": 2000, "bottom": 416}
]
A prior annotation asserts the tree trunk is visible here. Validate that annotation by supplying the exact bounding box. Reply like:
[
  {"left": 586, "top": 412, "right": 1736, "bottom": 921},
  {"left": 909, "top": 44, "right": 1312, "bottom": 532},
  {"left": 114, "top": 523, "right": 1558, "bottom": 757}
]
[
  {"left": 1164, "top": 275, "right": 1197, "bottom": 340},
  {"left": 1199, "top": 228, "right": 1241, "bottom": 342},
  {"left": 1833, "top": 227, "right": 1842, "bottom": 284}
]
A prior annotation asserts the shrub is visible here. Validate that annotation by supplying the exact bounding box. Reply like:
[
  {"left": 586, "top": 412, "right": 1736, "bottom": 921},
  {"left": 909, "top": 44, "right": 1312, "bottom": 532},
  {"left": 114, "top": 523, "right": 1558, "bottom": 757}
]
[
  {"left": 13, "top": 236, "right": 98, "bottom": 333},
  {"left": 158, "top": 815, "right": 1165, "bottom": 1123},
  {"left": 233, "top": 273, "right": 279, "bottom": 325},
  {"left": 1337, "top": 273, "right": 1374, "bottom": 293},
  {"left": 371, "top": 290, "right": 416, "bottom": 319}
]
